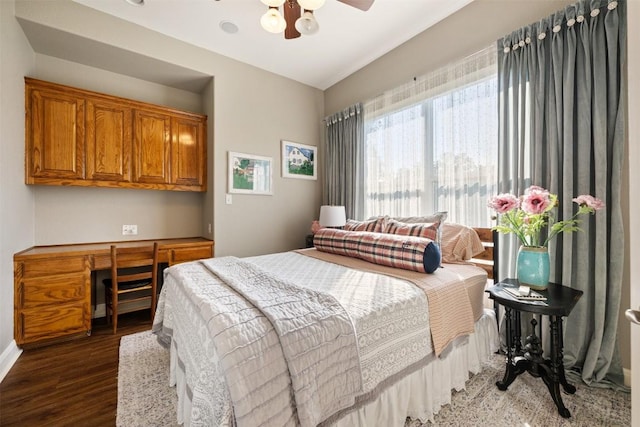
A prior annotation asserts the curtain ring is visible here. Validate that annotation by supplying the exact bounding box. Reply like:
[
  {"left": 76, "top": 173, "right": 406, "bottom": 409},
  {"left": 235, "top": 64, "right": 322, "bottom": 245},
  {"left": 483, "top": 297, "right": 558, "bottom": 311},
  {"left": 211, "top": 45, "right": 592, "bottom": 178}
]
[
  {"left": 608, "top": 1, "right": 618, "bottom": 10},
  {"left": 590, "top": 9, "right": 600, "bottom": 17}
]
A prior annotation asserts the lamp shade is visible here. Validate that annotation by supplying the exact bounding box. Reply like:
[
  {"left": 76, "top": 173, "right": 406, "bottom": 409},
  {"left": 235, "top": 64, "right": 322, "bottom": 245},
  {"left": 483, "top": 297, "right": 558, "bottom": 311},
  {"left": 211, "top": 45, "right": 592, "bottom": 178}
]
[
  {"left": 298, "top": 0, "right": 325, "bottom": 10},
  {"left": 261, "top": 8, "right": 287, "bottom": 33},
  {"left": 261, "top": 0, "right": 285, "bottom": 6},
  {"left": 295, "top": 11, "right": 319, "bottom": 35},
  {"left": 319, "top": 205, "right": 346, "bottom": 227}
]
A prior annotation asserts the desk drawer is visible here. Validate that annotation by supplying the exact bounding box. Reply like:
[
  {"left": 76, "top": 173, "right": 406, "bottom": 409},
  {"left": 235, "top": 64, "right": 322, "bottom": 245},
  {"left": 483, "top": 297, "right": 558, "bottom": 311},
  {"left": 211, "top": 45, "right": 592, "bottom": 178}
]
[
  {"left": 169, "top": 245, "right": 213, "bottom": 265},
  {"left": 18, "top": 304, "right": 89, "bottom": 344},
  {"left": 19, "top": 256, "right": 88, "bottom": 277},
  {"left": 18, "top": 273, "right": 87, "bottom": 309},
  {"left": 14, "top": 255, "right": 91, "bottom": 347}
]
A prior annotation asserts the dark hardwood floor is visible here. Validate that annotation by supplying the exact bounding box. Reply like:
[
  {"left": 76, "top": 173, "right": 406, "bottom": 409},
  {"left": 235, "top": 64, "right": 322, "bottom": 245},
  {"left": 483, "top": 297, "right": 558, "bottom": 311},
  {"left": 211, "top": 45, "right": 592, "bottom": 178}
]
[{"left": 0, "top": 312, "right": 152, "bottom": 427}]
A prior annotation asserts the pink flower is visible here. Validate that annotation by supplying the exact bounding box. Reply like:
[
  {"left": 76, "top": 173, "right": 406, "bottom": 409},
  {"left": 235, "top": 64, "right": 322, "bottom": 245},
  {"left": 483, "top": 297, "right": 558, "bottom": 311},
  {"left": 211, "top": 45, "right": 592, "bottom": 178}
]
[
  {"left": 573, "top": 195, "right": 605, "bottom": 211},
  {"left": 526, "top": 185, "right": 546, "bottom": 193},
  {"left": 310, "top": 220, "right": 321, "bottom": 234},
  {"left": 487, "top": 193, "right": 520, "bottom": 214},
  {"left": 521, "top": 188, "right": 552, "bottom": 215}
]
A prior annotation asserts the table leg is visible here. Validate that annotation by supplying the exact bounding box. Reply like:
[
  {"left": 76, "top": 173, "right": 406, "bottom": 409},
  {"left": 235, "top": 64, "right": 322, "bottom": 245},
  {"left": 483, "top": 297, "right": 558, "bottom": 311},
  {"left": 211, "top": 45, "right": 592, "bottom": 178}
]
[
  {"left": 496, "top": 307, "right": 526, "bottom": 390},
  {"left": 514, "top": 308, "right": 522, "bottom": 354},
  {"left": 542, "top": 314, "right": 572, "bottom": 418}
]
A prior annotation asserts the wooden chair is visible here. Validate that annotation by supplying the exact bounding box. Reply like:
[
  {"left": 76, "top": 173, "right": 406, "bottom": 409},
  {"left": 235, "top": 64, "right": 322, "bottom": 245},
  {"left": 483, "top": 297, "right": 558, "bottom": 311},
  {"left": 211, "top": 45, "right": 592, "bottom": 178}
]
[{"left": 103, "top": 242, "right": 159, "bottom": 334}]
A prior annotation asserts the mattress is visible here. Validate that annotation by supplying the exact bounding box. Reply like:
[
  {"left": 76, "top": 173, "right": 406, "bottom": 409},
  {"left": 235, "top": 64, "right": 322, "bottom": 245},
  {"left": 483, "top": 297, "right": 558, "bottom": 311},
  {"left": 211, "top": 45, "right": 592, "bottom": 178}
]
[{"left": 152, "top": 251, "right": 498, "bottom": 427}]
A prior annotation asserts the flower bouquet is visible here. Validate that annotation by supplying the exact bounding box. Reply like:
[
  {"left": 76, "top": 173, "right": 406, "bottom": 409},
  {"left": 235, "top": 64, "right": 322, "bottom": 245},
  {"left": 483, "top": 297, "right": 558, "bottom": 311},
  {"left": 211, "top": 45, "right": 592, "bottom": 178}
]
[
  {"left": 487, "top": 185, "right": 604, "bottom": 288},
  {"left": 488, "top": 186, "right": 604, "bottom": 248}
]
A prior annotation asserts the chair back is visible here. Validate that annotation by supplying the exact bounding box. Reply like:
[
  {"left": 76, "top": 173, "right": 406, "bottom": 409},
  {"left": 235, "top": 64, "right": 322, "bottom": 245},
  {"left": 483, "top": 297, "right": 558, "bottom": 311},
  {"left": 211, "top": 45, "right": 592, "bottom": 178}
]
[{"left": 110, "top": 243, "right": 159, "bottom": 291}]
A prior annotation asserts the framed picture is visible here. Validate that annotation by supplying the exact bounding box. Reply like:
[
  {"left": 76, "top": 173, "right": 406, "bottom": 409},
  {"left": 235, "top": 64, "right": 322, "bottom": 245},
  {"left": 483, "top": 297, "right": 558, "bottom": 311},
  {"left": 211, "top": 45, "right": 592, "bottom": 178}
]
[
  {"left": 281, "top": 140, "right": 317, "bottom": 180},
  {"left": 228, "top": 151, "right": 273, "bottom": 195}
]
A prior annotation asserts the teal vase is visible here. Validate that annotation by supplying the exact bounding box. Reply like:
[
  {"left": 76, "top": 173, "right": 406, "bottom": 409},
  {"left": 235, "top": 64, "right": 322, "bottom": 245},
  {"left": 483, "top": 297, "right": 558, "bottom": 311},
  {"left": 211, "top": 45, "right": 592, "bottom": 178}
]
[{"left": 517, "top": 246, "right": 550, "bottom": 290}]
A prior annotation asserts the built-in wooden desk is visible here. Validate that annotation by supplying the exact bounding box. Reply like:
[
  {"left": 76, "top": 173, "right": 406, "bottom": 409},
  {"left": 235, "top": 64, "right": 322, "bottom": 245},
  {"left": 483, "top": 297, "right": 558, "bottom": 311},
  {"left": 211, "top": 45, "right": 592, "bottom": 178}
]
[{"left": 14, "top": 237, "right": 214, "bottom": 348}]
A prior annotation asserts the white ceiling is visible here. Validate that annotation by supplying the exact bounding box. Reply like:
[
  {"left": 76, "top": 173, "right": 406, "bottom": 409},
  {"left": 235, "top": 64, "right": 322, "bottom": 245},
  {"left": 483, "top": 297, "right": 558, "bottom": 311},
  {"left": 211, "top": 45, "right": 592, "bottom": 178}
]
[{"left": 73, "top": 0, "right": 474, "bottom": 90}]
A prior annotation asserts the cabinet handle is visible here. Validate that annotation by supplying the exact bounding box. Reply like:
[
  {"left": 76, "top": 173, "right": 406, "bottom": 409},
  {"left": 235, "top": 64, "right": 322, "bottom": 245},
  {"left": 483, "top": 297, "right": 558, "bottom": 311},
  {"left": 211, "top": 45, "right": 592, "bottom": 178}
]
[{"left": 625, "top": 309, "right": 640, "bottom": 325}]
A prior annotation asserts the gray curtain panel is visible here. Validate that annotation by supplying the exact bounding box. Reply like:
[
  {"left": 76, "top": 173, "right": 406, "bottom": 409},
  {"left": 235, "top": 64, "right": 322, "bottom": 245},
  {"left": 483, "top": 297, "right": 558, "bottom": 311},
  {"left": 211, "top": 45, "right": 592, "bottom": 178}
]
[
  {"left": 323, "top": 104, "right": 364, "bottom": 220},
  {"left": 497, "top": 0, "right": 626, "bottom": 387}
]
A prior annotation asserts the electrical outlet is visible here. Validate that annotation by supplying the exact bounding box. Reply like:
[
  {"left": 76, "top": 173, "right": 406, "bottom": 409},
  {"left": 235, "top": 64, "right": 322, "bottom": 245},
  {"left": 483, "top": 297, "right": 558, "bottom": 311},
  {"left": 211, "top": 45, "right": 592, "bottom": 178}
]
[
  {"left": 122, "top": 224, "right": 138, "bottom": 235},
  {"left": 225, "top": 194, "right": 233, "bottom": 205},
  {"left": 208, "top": 223, "right": 212, "bottom": 234}
]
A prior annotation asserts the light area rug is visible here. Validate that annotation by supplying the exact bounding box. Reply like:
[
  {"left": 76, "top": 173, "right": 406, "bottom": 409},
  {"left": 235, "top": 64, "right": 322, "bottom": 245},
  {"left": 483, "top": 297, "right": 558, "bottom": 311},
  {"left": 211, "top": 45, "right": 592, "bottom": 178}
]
[{"left": 118, "top": 330, "right": 631, "bottom": 427}]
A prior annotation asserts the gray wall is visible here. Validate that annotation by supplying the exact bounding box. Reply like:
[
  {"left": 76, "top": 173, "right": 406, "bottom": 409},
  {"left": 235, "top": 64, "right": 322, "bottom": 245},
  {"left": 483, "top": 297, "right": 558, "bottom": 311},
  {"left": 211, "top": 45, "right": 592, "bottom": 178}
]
[
  {"left": 324, "top": 0, "right": 631, "bottom": 373},
  {"left": 0, "top": 0, "right": 36, "bottom": 377}
]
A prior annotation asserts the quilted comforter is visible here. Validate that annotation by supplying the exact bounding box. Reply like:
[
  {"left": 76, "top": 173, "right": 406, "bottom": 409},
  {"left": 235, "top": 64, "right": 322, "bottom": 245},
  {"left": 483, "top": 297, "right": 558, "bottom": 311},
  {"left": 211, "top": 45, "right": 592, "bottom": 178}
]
[{"left": 153, "top": 250, "right": 486, "bottom": 426}]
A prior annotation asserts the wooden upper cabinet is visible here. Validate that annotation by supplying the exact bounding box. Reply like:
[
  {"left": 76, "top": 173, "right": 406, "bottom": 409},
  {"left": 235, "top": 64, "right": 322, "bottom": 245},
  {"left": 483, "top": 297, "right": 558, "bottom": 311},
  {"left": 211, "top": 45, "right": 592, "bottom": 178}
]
[
  {"left": 133, "top": 109, "right": 171, "bottom": 185},
  {"left": 171, "top": 116, "right": 206, "bottom": 187},
  {"left": 86, "top": 99, "right": 132, "bottom": 182},
  {"left": 24, "top": 77, "right": 207, "bottom": 191},
  {"left": 26, "top": 85, "right": 85, "bottom": 182}
]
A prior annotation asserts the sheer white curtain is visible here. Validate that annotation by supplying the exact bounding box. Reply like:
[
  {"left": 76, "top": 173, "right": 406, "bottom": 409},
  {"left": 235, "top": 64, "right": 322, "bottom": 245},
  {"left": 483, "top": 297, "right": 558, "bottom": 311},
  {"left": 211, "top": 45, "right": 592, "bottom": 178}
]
[{"left": 363, "top": 46, "right": 497, "bottom": 226}]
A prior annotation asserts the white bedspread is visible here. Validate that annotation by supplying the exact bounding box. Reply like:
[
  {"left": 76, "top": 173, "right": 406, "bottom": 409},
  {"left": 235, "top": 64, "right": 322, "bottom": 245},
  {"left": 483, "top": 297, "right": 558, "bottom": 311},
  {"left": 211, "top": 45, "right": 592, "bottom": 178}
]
[{"left": 153, "top": 251, "right": 489, "bottom": 426}]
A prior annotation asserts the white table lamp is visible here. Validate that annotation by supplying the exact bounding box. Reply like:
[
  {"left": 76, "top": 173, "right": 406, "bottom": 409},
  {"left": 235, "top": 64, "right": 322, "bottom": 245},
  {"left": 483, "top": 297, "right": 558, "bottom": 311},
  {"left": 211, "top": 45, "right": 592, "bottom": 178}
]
[{"left": 318, "top": 205, "right": 346, "bottom": 228}]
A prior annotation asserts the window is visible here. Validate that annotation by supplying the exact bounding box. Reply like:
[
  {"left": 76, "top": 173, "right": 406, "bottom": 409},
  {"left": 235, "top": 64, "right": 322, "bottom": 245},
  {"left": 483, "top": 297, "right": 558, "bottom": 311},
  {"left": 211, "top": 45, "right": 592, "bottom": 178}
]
[{"left": 363, "top": 47, "right": 497, "bottom": 227}]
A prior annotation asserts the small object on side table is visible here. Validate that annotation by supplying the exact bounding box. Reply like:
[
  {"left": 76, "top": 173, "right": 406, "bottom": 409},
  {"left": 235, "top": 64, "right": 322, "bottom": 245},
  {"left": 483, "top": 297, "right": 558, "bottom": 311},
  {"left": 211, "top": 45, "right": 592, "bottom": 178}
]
[{"left": 486, "top": 278, "right": 583, "bottom": 419}]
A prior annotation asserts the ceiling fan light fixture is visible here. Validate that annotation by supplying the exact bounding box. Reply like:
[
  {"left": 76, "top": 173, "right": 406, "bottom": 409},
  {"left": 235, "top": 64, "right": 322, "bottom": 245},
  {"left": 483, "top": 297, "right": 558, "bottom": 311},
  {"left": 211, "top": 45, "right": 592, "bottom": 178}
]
[
  {"left": 261, "top": 7, "right": 287, "bottom": 33},
  {"left": 297, "top": 0, "right": 325, "bottom": 10},
  {"left": 295, "top": 11, "right": 319, "bottom": 35}
]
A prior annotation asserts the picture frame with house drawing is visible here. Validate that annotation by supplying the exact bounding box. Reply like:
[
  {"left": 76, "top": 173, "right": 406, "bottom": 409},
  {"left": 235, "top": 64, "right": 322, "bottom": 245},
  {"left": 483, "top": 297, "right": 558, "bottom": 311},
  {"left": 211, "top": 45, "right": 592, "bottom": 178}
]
[
  {"left": 281, "top": 140, "right": 317, "bottom": 180},
  {"left": 228, "top": 151, "right": 273, "bottom": 195}
]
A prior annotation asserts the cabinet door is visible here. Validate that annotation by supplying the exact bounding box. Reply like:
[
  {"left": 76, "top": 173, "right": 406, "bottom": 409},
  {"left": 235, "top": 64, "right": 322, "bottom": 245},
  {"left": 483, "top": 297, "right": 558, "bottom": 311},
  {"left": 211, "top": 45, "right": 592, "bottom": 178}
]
[
  {"left": 86, "top": 99, "right": 132, "bottom": 182},
  {"left": 133, "top": 109, "right": 171, "bottom": 184},
  {"left": 171, "top": 116, "right": 206, "bottom": 188},
  {"left": 26, "top": 87, "right": 85, "bottom": 181}
]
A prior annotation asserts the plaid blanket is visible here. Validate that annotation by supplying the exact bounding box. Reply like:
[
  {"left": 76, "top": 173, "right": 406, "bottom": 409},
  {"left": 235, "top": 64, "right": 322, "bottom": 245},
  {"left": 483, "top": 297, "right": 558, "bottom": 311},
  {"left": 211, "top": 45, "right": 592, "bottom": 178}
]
[{"left": 313, "top": 229, "right": 440, "bottom": 273}]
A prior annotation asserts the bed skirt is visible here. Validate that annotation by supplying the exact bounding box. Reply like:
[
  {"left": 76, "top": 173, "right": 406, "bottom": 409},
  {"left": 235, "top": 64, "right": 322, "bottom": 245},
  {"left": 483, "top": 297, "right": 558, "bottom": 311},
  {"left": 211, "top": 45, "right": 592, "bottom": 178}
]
[{"left": 168, "top": 308, "right": 499, "bottom": 427}]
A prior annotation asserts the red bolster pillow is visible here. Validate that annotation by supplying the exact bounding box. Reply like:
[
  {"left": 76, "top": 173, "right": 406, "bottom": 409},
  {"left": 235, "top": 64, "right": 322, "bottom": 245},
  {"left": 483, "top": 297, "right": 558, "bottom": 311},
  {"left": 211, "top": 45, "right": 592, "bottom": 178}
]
[{"left": 313, "top": 229, "right": 441, "bottom": 274}]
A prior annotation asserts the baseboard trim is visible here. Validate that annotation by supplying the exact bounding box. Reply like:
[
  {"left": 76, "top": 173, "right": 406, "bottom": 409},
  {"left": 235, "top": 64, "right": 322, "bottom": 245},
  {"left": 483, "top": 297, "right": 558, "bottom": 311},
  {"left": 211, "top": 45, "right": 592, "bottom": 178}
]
[
  {"left": 0, "top": 340, "right": 22, "bottom": 383},
  {"left": 623, "top": 367, "right": 631, "bottom": 388}
]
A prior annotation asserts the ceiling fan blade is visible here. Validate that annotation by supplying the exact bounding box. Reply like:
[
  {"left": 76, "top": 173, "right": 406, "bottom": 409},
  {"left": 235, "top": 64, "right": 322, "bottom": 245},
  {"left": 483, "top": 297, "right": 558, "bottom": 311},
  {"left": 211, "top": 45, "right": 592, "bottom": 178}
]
[
  {"left": 283, "top": 0, "right": 301, "bottom": 39},
  {"left": 338, "top": 0, "right": 374, "bottom": 11}
]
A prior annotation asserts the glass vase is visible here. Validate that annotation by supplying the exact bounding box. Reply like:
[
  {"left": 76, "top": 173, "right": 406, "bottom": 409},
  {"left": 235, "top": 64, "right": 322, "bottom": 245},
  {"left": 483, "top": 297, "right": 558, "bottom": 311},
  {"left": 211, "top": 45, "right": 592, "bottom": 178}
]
[{"left": 516, "top": 246, "right": 550, "bottom": 290}]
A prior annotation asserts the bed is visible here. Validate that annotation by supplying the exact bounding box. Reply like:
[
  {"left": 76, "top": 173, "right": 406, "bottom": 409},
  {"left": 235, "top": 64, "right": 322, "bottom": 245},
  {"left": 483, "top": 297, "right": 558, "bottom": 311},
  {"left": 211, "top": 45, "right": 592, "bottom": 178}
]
[{"left": 152, "top": 220, "right": 500, "bottom": 427}]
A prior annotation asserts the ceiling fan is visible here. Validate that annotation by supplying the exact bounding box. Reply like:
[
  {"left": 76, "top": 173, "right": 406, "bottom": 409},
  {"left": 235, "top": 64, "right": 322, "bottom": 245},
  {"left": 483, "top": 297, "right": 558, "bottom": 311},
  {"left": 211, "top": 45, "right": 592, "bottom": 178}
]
[{"left": 260, "top": 0, "right": 375, "bottom": 39}]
